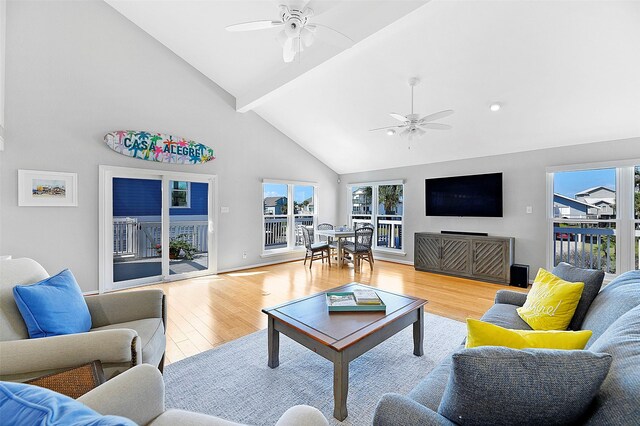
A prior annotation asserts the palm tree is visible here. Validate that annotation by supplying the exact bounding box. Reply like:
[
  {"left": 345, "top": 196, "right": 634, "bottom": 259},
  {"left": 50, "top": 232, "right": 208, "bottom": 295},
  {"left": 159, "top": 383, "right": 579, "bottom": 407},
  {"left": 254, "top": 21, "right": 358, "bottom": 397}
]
[{"left": 378, "top": 185, "right": 402, "bottom": 215}]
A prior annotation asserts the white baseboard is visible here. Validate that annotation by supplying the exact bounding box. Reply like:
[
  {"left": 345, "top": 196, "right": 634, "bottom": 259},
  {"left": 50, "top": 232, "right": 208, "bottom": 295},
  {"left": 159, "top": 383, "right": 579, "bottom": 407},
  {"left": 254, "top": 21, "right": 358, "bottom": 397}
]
[{"left": 373, "top": 256, "right": 414, "bottom": 266}]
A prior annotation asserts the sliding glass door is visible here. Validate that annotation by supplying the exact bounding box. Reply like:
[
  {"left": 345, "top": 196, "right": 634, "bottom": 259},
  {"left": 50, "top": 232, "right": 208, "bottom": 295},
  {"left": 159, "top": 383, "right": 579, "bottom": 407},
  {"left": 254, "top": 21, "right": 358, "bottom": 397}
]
[{"left": 100, "top": 166, "right": 217, "bottom": 292}]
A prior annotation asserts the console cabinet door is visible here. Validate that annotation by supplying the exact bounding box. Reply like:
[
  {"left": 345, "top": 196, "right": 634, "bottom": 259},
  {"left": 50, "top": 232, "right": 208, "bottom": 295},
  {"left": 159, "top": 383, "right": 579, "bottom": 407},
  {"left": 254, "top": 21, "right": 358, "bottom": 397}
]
[
  {"left": 471, "top": 239, "right": 508, "bottom": 282},
  {"left": 441, "top": 237, "right": 472, "bottom": 276},
  {"left": 415, "top": 234, "right": 441, "bottom": 271}
]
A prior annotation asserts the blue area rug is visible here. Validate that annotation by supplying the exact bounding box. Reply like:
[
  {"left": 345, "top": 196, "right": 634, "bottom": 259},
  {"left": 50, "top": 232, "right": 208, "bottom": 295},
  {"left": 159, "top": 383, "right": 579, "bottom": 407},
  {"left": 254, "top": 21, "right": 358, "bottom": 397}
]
[{"left": 164, "top": 313, "right": 466, "bottom": 425}]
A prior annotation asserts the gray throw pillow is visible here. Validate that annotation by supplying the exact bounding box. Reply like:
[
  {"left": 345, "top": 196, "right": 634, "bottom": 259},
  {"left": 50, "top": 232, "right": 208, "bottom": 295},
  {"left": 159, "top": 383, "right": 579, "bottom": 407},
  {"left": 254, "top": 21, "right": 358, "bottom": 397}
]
[
  {"left": 552, "top": 262, "right": 605, "bottom": 330},
  {"left": 437, "top": 347, "right": 612, "bottom": 426}
]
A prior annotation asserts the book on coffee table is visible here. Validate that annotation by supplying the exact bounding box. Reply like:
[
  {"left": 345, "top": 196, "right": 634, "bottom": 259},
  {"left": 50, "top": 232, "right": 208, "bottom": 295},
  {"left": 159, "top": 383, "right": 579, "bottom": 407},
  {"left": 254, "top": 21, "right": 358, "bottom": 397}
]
[
  {"left": 326, "top": 291, "right": 386, "bottom": 312},
  {"left": 353, "top": 289, "right": 382, "bottom": 305}
]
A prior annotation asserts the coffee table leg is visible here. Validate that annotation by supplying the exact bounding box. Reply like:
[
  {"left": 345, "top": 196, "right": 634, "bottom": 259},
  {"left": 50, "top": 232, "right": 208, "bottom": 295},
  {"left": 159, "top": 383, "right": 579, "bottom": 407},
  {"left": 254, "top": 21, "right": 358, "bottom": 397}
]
[
  {"left": 413, "top": 307, "right": 424, "bottom": 356},
  {"left": 333, "top": 352, "right": 349, "bottom": 421},
  {"left": 268, "top": 317, "right": 280, "bottom": 368}
]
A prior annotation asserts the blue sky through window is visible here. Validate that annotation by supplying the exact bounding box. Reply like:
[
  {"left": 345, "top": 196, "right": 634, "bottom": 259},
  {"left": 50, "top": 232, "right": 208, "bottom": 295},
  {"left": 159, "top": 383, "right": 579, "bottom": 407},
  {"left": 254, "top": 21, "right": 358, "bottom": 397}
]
[
  {"left": 554, "top": 168, "right": 616, "bottom": 198},
  {"left": 263, "top": 184, "right": 313, "bottom": 201}
]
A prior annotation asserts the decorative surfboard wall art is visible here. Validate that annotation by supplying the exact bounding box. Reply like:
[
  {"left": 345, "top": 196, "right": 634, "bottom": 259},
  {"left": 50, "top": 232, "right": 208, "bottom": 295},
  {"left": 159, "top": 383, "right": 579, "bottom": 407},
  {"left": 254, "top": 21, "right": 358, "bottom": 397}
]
[{"left": 104, "top": 131, "right": 215, "bottom": 165}]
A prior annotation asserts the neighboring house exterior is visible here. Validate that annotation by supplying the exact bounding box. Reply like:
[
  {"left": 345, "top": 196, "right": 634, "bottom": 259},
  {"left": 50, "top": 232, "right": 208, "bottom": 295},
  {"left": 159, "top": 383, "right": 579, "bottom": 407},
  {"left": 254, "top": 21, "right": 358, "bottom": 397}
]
[
  {"left": 553, "top": 186, "right": 615, "bottom": 220},
  {"left": 264, "top": 196, "right": 287, "bottom": 215},
  {"left": 352, "top": 188, "right": 372, "bottom": 214},
  {"left": 575, "top": 186, "right": 616, "bottom": 219}
]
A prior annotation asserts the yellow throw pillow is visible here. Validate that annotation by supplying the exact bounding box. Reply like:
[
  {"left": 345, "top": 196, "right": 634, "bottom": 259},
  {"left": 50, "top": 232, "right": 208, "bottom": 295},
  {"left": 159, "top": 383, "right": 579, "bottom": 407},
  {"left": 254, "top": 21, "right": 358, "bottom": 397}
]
[
  {"left": 465, "top": 319, "right": 592, "bottom": 350},
  {"left": 516, "top": 268, "right": 584, "bottom": 330}
]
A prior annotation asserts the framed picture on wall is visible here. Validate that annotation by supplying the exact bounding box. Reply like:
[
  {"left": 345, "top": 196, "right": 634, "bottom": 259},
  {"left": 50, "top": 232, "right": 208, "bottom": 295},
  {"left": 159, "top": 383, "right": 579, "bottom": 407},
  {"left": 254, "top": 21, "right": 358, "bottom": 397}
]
[{"left": 18, "top": 170, "right": 78, "bottom": 207}]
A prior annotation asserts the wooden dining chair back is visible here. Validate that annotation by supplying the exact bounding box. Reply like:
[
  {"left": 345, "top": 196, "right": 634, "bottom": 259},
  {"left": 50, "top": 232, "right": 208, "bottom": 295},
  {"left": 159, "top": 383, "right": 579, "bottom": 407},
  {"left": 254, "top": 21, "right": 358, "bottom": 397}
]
[{"left": 301, "top": 226, "right": 331, "bottom": 269}]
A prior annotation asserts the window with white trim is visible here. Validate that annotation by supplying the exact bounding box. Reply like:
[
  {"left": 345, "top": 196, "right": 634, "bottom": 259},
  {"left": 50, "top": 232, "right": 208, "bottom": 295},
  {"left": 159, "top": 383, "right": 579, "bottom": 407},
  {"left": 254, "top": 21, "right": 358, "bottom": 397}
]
[
  {"left": 348, "top": 182, "right": 404, "bottom": 252},
  {"left": 548, "top": 162, "right": 639, "bottom": 276},
  {"left": 263, "top": 182, "right": 316, "bottom": 253},
  {"left": 170, "top": 181, "right": 190, "bottom": 208}
]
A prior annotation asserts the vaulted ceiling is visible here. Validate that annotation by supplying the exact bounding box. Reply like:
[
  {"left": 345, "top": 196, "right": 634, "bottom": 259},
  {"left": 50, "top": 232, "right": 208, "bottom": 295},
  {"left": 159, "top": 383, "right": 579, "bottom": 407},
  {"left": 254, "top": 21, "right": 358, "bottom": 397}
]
[{"left": 106, "top": 0, "right": 640, "bottom": 174}]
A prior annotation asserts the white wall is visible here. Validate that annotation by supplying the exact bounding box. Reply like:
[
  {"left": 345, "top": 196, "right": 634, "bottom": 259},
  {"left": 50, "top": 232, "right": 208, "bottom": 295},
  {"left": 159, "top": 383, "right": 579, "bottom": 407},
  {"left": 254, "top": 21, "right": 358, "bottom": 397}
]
[
  {"left": 0, "top": 0, "right": 6, "bottom": 147},
  {"left": 339, "top": 137, "right": 640, "bottom": 280},
  {"left": 0, "top": 0, "right": 339, "bottom": 292}
]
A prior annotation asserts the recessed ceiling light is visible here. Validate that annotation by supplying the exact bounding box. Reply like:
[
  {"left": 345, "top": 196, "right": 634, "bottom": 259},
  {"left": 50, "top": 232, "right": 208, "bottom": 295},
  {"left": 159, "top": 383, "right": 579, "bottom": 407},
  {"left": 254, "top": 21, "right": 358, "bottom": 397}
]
[
  {"left": 386, "top": 129, "right": 396, "bottom": 136},
  {"left": 490, "top": 103, "right": 501, "bottom": 112}
]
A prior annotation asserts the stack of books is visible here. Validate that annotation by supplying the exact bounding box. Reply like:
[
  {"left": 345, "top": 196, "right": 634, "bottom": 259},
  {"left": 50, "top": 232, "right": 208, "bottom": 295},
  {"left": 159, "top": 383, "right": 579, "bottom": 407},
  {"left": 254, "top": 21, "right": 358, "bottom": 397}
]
[{"left": 353, "top": 289, "right": 382, "bottom": 305}]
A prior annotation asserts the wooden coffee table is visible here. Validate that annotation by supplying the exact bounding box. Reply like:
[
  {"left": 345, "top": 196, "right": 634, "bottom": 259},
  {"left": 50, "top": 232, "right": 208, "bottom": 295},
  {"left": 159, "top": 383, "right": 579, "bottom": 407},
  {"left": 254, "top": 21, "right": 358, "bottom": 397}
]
[{"left": 262, "top": 282, "right": 427, "bottom": 421}]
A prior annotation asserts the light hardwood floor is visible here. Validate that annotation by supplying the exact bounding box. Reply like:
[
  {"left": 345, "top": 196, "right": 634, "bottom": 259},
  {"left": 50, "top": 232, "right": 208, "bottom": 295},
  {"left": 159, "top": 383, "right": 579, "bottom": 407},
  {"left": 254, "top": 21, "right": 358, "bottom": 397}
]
[{"left": 127, "top": 260, "right": 526, "bottom": 365}]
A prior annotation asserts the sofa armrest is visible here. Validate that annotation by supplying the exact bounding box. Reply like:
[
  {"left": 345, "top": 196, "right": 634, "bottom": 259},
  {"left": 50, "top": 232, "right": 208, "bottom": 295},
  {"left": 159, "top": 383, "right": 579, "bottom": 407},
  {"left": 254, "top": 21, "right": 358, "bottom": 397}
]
[
  {"left": 275, "top": 405, "right": 329, "bottom": 426},
  {"left": 373, "top": 394, "right": 456, "bottom": 426},
  {"left": 79, "top": 364, "right": 164, "bottom": 426},
  {"left": 86, "top": 290, "right": 165, "bottom": 328},
  {"left": 494, "top": 289, "right": 528, "bottom": 307},
  {"left": 0, "top": 329, "right": 140, "bottom": 378}
]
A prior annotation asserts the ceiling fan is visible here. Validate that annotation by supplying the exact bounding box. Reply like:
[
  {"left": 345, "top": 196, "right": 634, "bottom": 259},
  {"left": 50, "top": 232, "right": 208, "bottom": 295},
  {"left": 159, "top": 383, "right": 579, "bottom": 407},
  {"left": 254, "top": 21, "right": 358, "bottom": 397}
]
[
  {"left": 225, "top": 4, "right": 354, "bottom": 63},
  {"left": 369, "top": 78, "right": 454, "bottom": 140}
]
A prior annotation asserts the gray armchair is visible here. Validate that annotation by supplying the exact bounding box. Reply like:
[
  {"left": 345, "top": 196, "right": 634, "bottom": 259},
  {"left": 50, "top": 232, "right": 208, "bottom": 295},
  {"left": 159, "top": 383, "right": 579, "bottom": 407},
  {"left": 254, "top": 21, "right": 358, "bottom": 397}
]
[{"left": 0, "top": 258, "right": 166, "bottom": 382}]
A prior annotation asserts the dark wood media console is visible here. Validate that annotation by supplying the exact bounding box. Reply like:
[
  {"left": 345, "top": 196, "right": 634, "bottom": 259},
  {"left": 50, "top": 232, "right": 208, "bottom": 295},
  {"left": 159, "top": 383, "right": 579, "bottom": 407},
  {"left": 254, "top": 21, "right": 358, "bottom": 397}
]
[{"left": 414, "top": 232, "right": 514, "bottom": 284}]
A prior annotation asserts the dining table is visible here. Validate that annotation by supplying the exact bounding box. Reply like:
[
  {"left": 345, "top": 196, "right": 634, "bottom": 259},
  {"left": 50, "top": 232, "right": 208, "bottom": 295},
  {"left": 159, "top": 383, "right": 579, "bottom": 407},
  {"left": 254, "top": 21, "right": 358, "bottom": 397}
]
[{"left": 315, "top": 228, "right": 355, "bottom": 267}]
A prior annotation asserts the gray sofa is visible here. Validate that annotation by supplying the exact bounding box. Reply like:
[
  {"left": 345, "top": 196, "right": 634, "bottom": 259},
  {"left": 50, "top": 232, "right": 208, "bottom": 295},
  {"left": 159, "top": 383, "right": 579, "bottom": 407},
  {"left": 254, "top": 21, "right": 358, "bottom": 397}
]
[{"left": 374, "top": 265, "right": 640, "bottom": 425}]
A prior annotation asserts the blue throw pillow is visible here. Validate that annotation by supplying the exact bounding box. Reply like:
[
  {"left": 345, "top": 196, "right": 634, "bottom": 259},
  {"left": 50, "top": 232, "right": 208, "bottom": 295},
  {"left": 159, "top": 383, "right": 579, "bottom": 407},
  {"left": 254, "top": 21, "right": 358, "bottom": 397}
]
[
  {"left": 437, "top": 347, "right": 612, "bottom": 425},
  {"left": 13, "top": 269, "right": 92, "bottom": 338},
  {"left": 0, "top": 381, "right": 135, "bottom": 426}
]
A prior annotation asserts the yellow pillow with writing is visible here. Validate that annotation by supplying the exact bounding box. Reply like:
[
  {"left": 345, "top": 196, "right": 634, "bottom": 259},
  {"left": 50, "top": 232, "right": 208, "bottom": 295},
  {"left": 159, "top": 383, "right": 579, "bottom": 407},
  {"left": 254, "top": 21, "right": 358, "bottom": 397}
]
[
  {"left": 465, "top": 318, "right": 592, "bottom": 350},
  {"left": 516, "top": 268, "right": 584, "bottom": 330}
]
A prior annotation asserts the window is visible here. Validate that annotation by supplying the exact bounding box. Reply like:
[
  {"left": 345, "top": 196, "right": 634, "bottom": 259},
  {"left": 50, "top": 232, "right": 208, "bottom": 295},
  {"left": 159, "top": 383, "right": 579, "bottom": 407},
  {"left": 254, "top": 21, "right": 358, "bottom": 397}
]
[
  {"left": 263, "top": 182, "right": 317, "bottom": 253},
  {"left": 170, "top": 181, "right": 190, "bottom": 208},
  {"left": 348, "top": 181, "right": 404, "bottom": 252},
  {"left": 548, "top": 163, "right": 639, "bottom": 276}
]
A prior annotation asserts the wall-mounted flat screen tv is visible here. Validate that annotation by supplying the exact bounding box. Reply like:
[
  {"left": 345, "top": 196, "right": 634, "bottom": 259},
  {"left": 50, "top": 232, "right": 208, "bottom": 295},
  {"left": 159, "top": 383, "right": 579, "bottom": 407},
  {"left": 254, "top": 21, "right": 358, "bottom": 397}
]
[{"left": 425, "top": 172, "right": 503, "bottom": 217}]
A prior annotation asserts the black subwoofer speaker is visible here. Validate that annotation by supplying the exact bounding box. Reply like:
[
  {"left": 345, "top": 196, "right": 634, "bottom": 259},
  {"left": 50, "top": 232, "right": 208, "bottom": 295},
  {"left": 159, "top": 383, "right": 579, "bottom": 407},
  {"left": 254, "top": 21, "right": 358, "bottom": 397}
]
[{"left": 510, "top": 264, "right": 529, "bottom": 288}]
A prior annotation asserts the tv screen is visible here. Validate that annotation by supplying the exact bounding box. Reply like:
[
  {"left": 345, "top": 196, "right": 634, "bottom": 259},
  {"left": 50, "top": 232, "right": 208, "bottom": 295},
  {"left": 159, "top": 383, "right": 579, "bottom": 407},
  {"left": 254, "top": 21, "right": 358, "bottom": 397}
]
[{"left": 425, "top": 172, "right": 503, "bottom": 217}]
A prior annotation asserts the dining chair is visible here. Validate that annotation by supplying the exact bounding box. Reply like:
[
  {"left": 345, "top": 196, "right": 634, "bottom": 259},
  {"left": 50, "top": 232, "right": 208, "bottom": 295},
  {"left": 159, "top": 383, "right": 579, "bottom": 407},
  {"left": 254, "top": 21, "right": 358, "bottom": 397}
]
[
  {"left": 301, "top": 226, "right": 331, "bottom": 269},
  {"left": 342, "top": 227, "right": 374, "bottom": 272},
  {"left": 353, "top": 223, "right": 375, "bottom": 265},
  {"left": 317, "top": 223, "right": 338, "bottom": 257}
]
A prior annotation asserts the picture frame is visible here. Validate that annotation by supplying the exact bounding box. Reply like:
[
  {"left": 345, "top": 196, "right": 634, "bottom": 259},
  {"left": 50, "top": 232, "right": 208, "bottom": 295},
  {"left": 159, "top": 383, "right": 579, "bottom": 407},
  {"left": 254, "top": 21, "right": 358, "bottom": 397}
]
[{"left": 18, "top": 170, "right": 78, "bottom": 207}]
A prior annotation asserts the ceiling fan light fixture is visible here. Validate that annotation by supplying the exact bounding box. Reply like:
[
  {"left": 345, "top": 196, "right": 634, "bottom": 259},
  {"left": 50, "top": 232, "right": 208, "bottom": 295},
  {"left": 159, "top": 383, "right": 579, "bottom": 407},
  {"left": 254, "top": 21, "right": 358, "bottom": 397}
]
[
  {"left": 490, "top": 103, "right": 501, "bottom": 112},
  {"left": 386, "top": 129, "right": 396, "bottom": 136}
]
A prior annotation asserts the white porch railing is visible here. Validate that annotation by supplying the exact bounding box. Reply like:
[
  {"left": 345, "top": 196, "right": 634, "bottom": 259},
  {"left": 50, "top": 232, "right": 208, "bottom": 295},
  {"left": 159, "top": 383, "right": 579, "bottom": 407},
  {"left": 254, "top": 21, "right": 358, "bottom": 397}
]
[
  {"left": 113, "top": 217, "right": 208, "bottom": 259},
  {"left": 264, "top": 216, "right": 313, "bottom": 249}
]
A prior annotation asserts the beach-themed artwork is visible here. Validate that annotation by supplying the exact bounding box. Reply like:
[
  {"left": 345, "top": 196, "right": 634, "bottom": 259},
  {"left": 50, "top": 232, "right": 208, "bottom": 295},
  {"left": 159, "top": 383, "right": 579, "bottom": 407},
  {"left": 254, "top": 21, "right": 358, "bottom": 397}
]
[
  {"left": 18, "top": 170, "right": 78, "bottom": 207},
  {"left": 104, "top": 131, "right": 215, "bottom": 165}
]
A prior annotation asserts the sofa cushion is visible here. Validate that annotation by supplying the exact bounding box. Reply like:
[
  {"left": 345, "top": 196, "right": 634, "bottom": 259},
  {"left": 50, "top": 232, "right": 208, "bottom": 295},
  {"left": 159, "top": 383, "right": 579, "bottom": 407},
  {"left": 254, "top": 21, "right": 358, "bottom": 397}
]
[
  {"left": 92, "top": 318, "right": 165, "bottom": 366},
  {"left": 480, "top": 303, "right": 532, "bottom": 330},
  {"left": 581, "top": 270, "right": 640, "bottom": 347},
  {"left": 437, "top": 347, "right": 612, "bottom": 426},
  {"left": 408, "top": 352, "right": 455, "bottom": 411},
  {"left": 465, "top": 319, "right": 592, "bottom": 350},
  {"left": 0, "top": 380, "right": 135, "bottom": 426},
  {"left": 552, "top": 262, "right": 605, "bottom": 330},
  {"left": 584, "top": 305, "right": 640, "bottom": 425},
  {"left": 13, "top": 269, "right": 91, "bottom": 339},
  {"left": 516, "top": 268, "right": 584, "bottom": 330},
  {"left": 0, "top": 258, "right": 50, "bottom": 341}
]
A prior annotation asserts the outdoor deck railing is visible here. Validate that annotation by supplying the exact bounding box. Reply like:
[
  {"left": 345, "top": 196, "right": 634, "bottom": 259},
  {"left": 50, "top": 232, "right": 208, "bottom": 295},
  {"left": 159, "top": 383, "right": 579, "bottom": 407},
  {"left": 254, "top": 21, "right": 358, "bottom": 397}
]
[
  {"left": 264, "top": 216, "right": 313, "bottom": 249},
  {"left": 554, "top": 225, "right": 616, "bottom": 273},
  {"left": 352, "top": 217, "right": 403, "bottom": 250},
  {"left": 113, "top": 217, "right": 208, "bottom": 259}
]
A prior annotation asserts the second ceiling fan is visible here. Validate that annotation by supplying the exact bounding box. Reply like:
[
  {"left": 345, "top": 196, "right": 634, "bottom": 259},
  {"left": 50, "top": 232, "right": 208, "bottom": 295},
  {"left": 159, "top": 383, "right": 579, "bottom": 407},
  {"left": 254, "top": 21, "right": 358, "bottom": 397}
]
[
  {"left": 370, "top": 78, "right": 454, "bottom": 140},
  {"left": 226, "top": 4, "right": 353, "bottom": 63}
]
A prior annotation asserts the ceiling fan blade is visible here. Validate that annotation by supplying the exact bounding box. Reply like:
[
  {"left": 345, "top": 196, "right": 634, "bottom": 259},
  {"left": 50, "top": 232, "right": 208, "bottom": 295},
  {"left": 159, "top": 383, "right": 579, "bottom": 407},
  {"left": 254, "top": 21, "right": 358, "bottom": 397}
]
[
  {"left": 276, "top": 30, "right": 288, "bottom": 47},
  {"left": 416, "top": 128, "right": 427, "bottom": 137},
  {"left": 301, "top": 27, "right": 315, "bottom": 47},
  {"left": 390, "top": 113, "right": 409, "bottom": 123},
  {"left": 368, "top": 125, "right": 405, "bottom": 132},
  {"left": 418, "top": 109, "right": 454, "bottom": 123},
  {"left": 421, "top": 123, "right": 452, "bottom": 130},
  {"left": 226, "top": 20, "right": 283, "bottom": 32},
  {"left": 282, "top": 38, "right": 296, "bottom": 62},
  {"left": 399, "top": 128, "right": 411, "bottom": 137}
]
